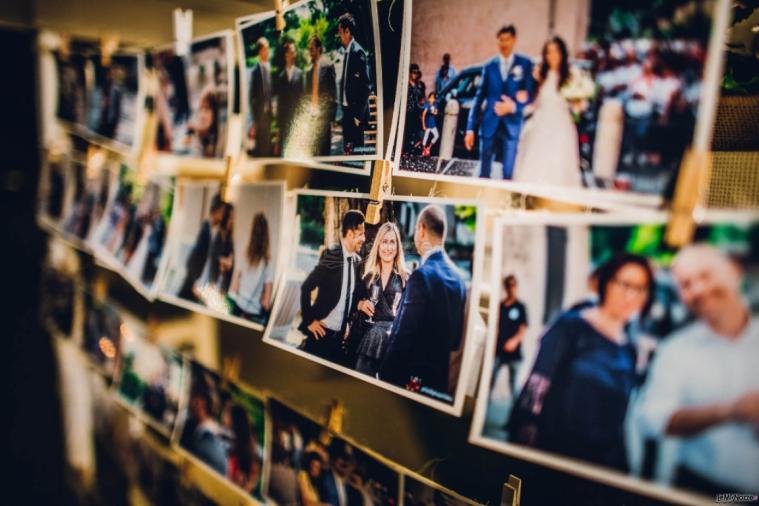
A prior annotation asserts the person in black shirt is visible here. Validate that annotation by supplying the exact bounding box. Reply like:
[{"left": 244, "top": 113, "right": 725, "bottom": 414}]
[{"left": 494, "top": 275, "right": 528, "bottom": 396}]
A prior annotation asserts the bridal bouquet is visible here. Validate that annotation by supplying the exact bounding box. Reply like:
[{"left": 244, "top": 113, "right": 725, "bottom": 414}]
[{"left": 561, "top": 67, "right": 597, "bottom": 120}]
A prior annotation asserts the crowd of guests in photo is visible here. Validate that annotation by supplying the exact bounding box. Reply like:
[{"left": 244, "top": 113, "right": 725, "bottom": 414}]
[
  {"left": 404, "top": 54, "right": 457, "bottom": 157},
  {"left": 247, "top": 12, "right": 373, "bottom": 157},
  {"left": 579, "top": 38, "right": 704, "bottom": 172},
  {"left": 298, "top": 205, "right": 468, "bottom": 399},
  {"left": 178, "top": 193, "right": 274, "bottom": 325},
  {"left": 268, "top": 408, "right": 395, "bottom": 506},
  {"left": 493, "top": 244, "right": 759, "bottom": 495},
  {"left": 181, "top": 368, "right": 263, "bottom": 495}
]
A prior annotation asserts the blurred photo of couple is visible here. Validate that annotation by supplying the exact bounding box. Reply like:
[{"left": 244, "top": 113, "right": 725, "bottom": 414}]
[
  {"left": 266, "top": 194, "right": 479, "bottom": 407},
  {"left": 160, "top": 181, "right": 284, "bottom": 329},
  {"left": 178, "top": 361, "right": 266, "bottom": 499},
  {"left": 239, "top": 0, "right": 381, "bottom": 160},
  {"left": 154, "top": 32, "right": 232, "bottom": 159},
  {"left": 399, "top": 0, "right": 712, "bottom": 199},
  {"left": 476, "top": 220, "right": 759, "bottom": 498}
]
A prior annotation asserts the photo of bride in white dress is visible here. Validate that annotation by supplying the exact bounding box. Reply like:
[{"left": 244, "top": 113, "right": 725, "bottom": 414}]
[{"left": 513, "top": 36, "right": 582, "bottom": 188}]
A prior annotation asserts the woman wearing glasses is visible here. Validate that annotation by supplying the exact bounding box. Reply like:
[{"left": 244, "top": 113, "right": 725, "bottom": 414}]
[{"left": 507, "top": 253, "right": 655, "bottom": 471}]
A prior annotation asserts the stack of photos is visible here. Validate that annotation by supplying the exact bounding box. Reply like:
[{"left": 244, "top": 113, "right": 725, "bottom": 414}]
[
  {"left": 85, "top": 53, "right": 143, "bottom": 148},
  {"left": 266, "top": 399, "right": 399, "bottom": 506},
  {"left": 237, "top": 0, "right": 383, "bottom": 166},
  {"left": 113, "top": 323, "right": 186, "bottom": 436},
  {"left": 471, "top": 214, "right": 759, "bottom": 501},
  {"left": 159, "top": 180, "right": 286, "bottom": 330},
  {"left": 403, "top": 475, "right": 480, "bottom": 506},
  {"left": 175, "top": 360, "right": 267, "bottom": 501},
  {"left": 153, "top": 31, "right": 234, "bottom": 159},
  {"left": 396, "top": 0, "right": 718, "bottom": 205},
  {"left": 264, "top": 190, "right": 482, "bottom": 413},
  {"left": 91, "top": 166, "right": 174, "bottom": 298}
]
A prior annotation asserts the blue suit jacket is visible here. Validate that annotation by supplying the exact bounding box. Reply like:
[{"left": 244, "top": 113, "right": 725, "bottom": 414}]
[
  {"left": 379, "top": 250, "right": 467, "bottom": 394},
  {"left": 466, "top": 54, "right": 534, "bottom": 139}
]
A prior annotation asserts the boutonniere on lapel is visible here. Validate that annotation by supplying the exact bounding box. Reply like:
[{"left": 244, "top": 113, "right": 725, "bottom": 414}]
[{"left": 510, "top": 65, "right": 523, "bottom": 81}]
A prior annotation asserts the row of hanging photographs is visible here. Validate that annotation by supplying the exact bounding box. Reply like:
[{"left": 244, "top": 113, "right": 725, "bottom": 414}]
[
  {"left": 46, "top": 0, "right": 734, "bottom": 208},
  {"left": 38, "top": 148, "right": 759, "bottom": 505},
  {"left": 43, "top": 237, "right": 481, "bottom": 506},
  {"left": 38, "top": 0, "right": 759, "bottom": 503}
]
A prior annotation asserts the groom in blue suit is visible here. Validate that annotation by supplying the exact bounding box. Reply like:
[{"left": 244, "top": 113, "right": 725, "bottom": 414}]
[
  {"left": 465, "top": 25, "right": 534, "bottom": 179},
  {"left": 380, "top": 205, "right": 467, "bottom": 396}
]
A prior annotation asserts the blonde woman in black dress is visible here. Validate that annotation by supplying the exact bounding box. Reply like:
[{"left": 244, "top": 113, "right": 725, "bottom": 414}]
[{"left": 354, "top": 222, "right": 410, "bottom": 377}]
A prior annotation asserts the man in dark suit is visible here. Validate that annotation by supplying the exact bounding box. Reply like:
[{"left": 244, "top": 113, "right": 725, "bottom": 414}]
[
  {"left": 305, "top": 35, "right": 338, "bottom": 156},
  {"left": 249, "top": 37, "right": 273, "bottom": 157},
  {"left": 380, "top": 205, "right": 467, "bottom": 396},
  {"left": 299, "top": 210, "right": 366, "bottom": 364},
  {"left": 321, "top": 441, "right": 364, "bottom": 506},
  {"left": 337, "top": 13, "right": 371, "bottom": 154},
  {"left": 177, "top": 193, "right": 225, "bottom": 302},
  {"left": 465, "top": 25, "right": 534, "bottom": 179},
  {"left": 276, "top": 40, "right": 304, "bottom": 154}
]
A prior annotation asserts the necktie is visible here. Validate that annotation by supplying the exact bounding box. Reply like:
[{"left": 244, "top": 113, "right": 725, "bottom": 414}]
[
  {"left": 341, "top": 44, "right": 350, "bottom": 106},
  {"left": 341, "top": 256, "right": 353, "bottom": 332}
]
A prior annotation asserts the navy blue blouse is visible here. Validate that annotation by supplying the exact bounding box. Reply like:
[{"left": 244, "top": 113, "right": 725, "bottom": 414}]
[{"left": 507, "top": 310, "right": 637, "bottom": 471}]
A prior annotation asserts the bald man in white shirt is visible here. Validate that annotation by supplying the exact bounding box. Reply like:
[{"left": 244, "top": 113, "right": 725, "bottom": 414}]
[{"left": 636, "top": 244, "right": 759, "bottom": 495}]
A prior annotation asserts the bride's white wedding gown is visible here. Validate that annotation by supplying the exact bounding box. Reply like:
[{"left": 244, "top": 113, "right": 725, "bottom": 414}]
[{"left": 513, "top": 70, "right": 582, "bottom": 187}]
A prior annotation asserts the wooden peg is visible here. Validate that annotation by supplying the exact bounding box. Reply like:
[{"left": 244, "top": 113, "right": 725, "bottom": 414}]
[
  {"left": 500, "top": 474, "right": 522, "bottom": 506},
  {"left": 58, "top": 33, "right": 71, "bottom": 61},
  {"left": 222, "top": 355, "right": 241, "bottom": 383},
  {"left": 326, "top": 400, "right": 345, "bottom": 435},
  {"left": 220, "top": 155, "right": 236, "bottom": 203},
  {"left": 366, "top": 159, "right": 392, "bottom": 225},
  {"left": 665, "top": 149, "right": 711, "bottom": 247},
  {"left": 173, "top": 8, "right": 193, "bottom": 57},
  {"left": 274, "top": 0, "right": 286, "bottom": 31},
  {"left": 100, "top": 34, "right": 120, "bottom": 67}
]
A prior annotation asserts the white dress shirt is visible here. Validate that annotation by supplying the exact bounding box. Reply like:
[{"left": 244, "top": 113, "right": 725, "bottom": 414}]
[
  {"left": 635, "top": 317, "right": 759, "bottom": 491},
  {"left": 322, "top": 244, "right": 358, "bottom": 331},
  {"left": 421, "top": 245, "right": 444, "bottom": 265},
  {"left": 499, "top": 53, "right": 515, "bottom": 81}
]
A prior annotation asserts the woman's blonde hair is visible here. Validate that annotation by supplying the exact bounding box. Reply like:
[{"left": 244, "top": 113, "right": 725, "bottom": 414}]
[{"left": 363, "top": 222, "right": 410, "bottom": 284}]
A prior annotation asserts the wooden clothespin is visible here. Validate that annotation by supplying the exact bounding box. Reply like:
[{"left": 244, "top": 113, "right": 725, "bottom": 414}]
[
  {"left": 173, "top": 9, "right": 193, "bottom": 57},
  {"left": 58, "top": 33, "right": 71, "bottom": 61},
  {"left": 85, "top": 145, "right": 107, "bottom": 178},
  {"left": 318, "top": 400, "right": 345, "bottom": 447},
  {"left": 222, "top": 355, "right": 241, "bottom": 384},
  {"left": 500, "top": 474, "right": 522, "bottom": 506},
  {"left": 274, "top": 0, "right": 287, "bottom": 32},
  {"left": 366, "top": 159, "right": 392, "bottom": 224},
  {"left": 665, "top": 149, "right": 711, "bottom": 247},
  {"left": 99, "top": 33, "right": 120, "bottom": 67},
  {"left": 220, "top": 155, "right": 236, "bottom": 203},
  {"left": 326, "top": 400, "right": 345, "bottom": 435}
]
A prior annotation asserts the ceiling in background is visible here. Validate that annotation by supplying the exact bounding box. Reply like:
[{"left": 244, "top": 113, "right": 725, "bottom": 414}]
[{"left": 2, "top": 0, "right": 271, "bottom": 46}]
